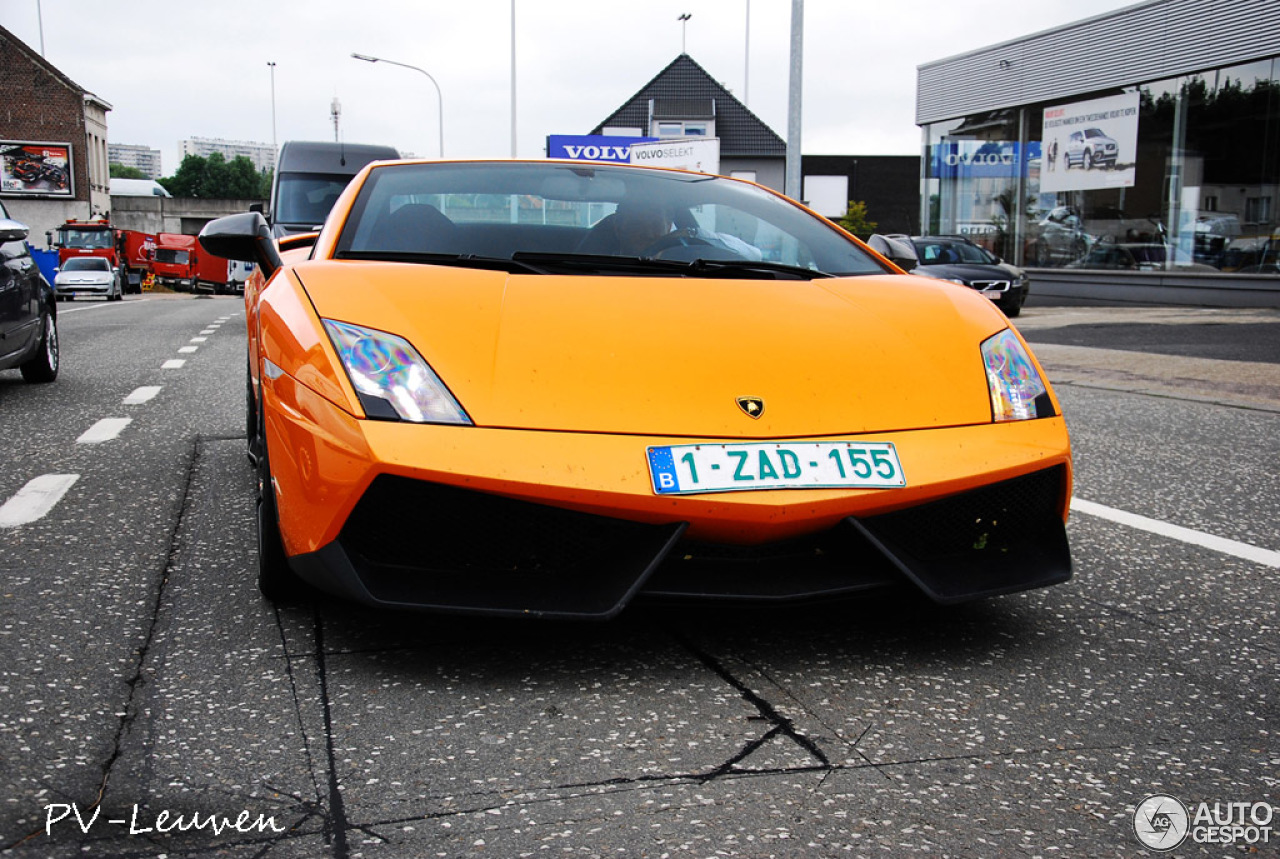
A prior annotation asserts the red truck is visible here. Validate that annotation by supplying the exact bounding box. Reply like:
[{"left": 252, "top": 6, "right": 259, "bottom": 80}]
[
  {"left": 152, "top": 233, "right": 234, "bottom": 293},
  {"left": 152, "top": 233, "right": 197, "bottom": 291},
  {"left": 54, "top": 218, "right": 155, "bottom": 294}
]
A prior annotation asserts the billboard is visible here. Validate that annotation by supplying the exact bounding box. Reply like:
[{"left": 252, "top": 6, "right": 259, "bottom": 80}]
[
  {"left": 628, "top": 138, "right": 720, "bottom": 174},
  {"left": 1, "top": 141, "right": 73, "bottom": 196},
  {"left": 1040, "top": 93, "right": 1139, "bottom": 193},
  {"left": 547, "top": 135, "right": 657, "bottom": 163}
]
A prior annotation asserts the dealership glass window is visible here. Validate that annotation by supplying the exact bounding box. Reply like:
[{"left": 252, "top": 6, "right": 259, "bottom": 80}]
[
  {"left": 921, "top": 109, "right": 1022, "bottom": 261},
  {"left": 924, "top": 56, "right": 1280, "bottom": 275}
]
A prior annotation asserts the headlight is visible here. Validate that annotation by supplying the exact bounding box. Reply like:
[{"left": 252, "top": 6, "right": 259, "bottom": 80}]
[
  {"left": 323, "top": 319, "right": 471, "bottom": 425},
  {"left": 981, "top": 328, "right": 1054, "bottom": 421}
]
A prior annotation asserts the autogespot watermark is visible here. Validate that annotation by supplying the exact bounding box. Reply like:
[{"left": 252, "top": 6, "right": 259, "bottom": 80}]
[
  {"left": 1134, "top": 794, "right": 1275, "bottom": 851},
  {"left": 44, "top": 802, "right": 286, "bottom": 839}
]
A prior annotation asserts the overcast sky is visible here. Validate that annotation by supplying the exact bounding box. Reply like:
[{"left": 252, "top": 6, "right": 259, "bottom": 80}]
[{"left": 4, "top": 0, "right": 1139, "bottom": 174}]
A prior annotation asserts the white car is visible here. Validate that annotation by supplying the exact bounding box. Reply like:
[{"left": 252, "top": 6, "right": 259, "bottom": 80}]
[{"left": 54, "top": 256, "right": 121, "bottom": 301}]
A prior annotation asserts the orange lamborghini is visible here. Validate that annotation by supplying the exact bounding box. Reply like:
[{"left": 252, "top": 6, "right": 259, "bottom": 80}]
[{"left": 199, "top": 160, "right": 1072, "bottom": 618}]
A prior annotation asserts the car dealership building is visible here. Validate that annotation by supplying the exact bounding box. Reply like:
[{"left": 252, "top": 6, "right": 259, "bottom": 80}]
[{"left": 917, "top": 0, "right": 1280, "bottom": 306}]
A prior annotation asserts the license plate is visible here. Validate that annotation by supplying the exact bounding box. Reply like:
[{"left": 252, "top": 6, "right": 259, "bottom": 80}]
[{"left": 647, "top": 441, "right": 906, "bottom": 495}]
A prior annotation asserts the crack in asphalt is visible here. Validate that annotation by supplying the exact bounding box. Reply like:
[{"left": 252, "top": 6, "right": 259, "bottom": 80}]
[{"left": 312, "top": 612, "right": 354, "bottom": 858}]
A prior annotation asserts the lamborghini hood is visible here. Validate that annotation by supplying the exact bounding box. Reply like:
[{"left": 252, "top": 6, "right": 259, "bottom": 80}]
[{"left": 294, "top": 261, "right": 1008, "bottom": 439}]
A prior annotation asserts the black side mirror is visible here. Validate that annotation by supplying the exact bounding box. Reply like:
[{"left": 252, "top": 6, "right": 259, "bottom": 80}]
[
  {"left": 866, "top": 234, "right": 918, "bottom": 271},
  {"left": 198, "top": 212, "right": 282, "bottom": 279}
]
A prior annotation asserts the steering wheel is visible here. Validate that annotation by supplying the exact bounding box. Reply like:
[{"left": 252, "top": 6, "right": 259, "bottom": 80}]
[{"left": 641, "top": 230, "right": 712, "bottom": 258}]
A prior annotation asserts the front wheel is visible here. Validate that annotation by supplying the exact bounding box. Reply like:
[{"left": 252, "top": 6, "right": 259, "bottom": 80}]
[
  {"left": 254, "top": 403, "right": 307, "bottom": 603},
  {"left": 20, "top": 309, "right": 59, "bottom": 383}
]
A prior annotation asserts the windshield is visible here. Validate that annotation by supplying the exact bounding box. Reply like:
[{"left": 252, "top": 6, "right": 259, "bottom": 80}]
[
  {"left": 59, "top": 229, "right": 113, "bottom": 249},
  {"left": 333, "top": 162, "right": 888, "bottom": 277},
  {"left": 275, "top": 172, "right": 357, "bottom": 227},
  {"left": 62, "top": 257, "right": 110, "bottom": 271},
  {"left": 912, "top": 240, "right": 997, "bottom": 266},
  {"left": 155, "top": 249, "right": 189, "bottom": 264}
]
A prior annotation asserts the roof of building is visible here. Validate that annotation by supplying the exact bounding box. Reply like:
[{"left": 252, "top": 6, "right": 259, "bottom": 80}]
[
  {"left": 0, "top": 23, "right": 107, "bottom": 107},
  {"left": 592, "top": 54, "right": 785, "bottom": 158}
]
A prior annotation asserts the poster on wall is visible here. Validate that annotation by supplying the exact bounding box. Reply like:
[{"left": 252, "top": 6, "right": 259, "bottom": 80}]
[
  {"left": 1040, "top": 93, "right": 1139, "bottom": 193},
  {"left": 1, "top": 141, "right": 73, "bottom": 196}
]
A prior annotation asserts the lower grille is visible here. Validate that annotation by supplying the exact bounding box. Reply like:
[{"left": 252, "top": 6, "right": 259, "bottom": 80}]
[
  {"left": 853, "top": 465, "right": 1071, "bottom": 603},
  {"left": 337, "top": 476, "right": 684, "bottom": 618},
  {"left": 303, "top": 466, "right": 1070, "bottom": 616}
]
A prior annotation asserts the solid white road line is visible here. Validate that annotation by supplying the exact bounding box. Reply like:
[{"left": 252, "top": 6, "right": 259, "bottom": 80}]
[
  {"left": 1071, "top": 497, "right": 1280, "bottom": 569},
  {"left": 0, "top": 475, "right": 80, "bottom": 528},
  {"left": 123, "top": 386, "right": 161, "bottom": 405},
  {"left": 77, "top": 418, "right": 132, "bottom": 444},
  {"left": 162, "top": 359, "right": 185, "bottom": 369}
]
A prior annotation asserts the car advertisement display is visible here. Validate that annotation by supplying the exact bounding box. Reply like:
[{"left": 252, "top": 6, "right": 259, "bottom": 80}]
[
  {"left": 1040, "top": 93, "right": 1139, "bottom": 193},
  {"left": 1, "top": 141, "right": 73, "bottom": 196}
]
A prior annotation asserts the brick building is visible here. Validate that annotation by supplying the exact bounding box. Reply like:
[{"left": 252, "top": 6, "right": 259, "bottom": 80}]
[{"left": 1, "top": 23, "right": 111, "bottom": 243}]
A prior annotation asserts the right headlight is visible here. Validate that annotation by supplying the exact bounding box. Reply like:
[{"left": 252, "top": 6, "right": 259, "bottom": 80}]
[
  {"left": 323, "top": 319, "right": 471, "bottom": 425},
  {"left": 981, "top": 328, "right": 1055, "bottom": 421}
]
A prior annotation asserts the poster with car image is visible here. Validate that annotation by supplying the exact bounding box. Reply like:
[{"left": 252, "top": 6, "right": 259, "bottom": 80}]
[
  {"left": 1, "top": 142, "right": 73, "bottom": 196},
  {"left": 1040, "top": 93, "right": 1138, "bottom": 193}
]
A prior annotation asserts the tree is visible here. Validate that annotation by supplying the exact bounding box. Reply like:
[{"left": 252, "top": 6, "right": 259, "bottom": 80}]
[
  {"left": 159, "top": 153, "right": 269, "bottom": 199},
  {"left": 109, "top": 163, "right": 147, "bottom": 179},
  {"left": 837, "top": 200, "right": 878, "bottom": 239}
]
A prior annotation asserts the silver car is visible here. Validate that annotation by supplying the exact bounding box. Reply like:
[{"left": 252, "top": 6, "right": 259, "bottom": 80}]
[{"left": 54, "top": 256, "right": 121, "bottom": 301}]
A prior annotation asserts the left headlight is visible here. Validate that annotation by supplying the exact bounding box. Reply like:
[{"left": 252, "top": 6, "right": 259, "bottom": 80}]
[
  {"left": 323, "top": 319, "right": 472, "bottom": 425},
  {"left": 981, "top": 328, "right": 1054, "bottom": 421}
]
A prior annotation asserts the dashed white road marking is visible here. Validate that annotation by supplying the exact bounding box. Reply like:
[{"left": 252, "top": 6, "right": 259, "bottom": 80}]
[
  {"left": 162, "top": 359, "right": 185, "bottom": 369},
  {"left": 123, "top": 386, "right": 161, "bottom": 405},
  {"left": 190, "top": 337, "right": 208, "bottom": 343},
  {"left": 199, "top": 329, "right": 215, "bottom": 335},
  {"left": 77, "top": 418, "right": 132, "bottom": 444},
  {"left": 1072, "top": 497, "right": 1280, "bottom": 568},
  {"left": 179, "top": 346, "right": 198, "bottom": 353},
  {"left": 0, "top": 475, "right": 80, "bottom": 527}
]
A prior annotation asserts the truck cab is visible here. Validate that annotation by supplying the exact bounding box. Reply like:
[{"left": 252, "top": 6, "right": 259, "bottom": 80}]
[{"left": 266, "top": 141, "right": 400, "bottom": 237}]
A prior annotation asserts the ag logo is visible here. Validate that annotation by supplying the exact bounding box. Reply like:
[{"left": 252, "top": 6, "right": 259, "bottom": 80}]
[
  {"left": 1134, "top": 795, "right": 1189, "bottom": 851},
  {"left": 736, "top": 397, "right": 764, "bottom": 419}
]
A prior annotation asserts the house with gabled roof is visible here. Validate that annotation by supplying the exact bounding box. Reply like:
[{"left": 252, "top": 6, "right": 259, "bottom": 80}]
[
  {"left": 0, "top": 23, "right": 113, "bottom": 239},
  {"left": 591, "top": 54, "right": 786, "bottom": 192}
]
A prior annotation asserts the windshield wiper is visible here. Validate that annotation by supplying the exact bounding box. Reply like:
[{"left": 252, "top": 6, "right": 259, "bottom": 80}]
[
  {"left": 335, "top": 250, "right": 548, "bottom": 275},
  {"left": 682, "top": 258, "right": 834, "bottom": 279},
  {"left": 511, "top": 252, "right": 832, "bottom": 280}
]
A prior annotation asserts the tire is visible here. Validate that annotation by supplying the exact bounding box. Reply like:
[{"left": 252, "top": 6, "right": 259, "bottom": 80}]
[
  {"left": 20, "top": 309, "right": 59, "bottom": 383},
  {"left": 254, "top": 396, "right": 306, "bottom": 603},
  {"left": 1083, "top": 150, "right": 1093, "bottom": 170},
  {"left": 246, "top": 360, "right": 261, "bottom": 466}
]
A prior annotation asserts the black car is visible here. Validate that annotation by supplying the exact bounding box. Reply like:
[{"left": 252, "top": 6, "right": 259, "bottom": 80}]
[
  {"left": 0, "top": 205, "right": 59, "bottom": 383},
  {"left": 871, "top": 234, "right": 1029, "bottom": 317}
]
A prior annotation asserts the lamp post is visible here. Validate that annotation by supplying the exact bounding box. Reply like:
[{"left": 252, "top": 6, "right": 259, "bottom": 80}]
[
  {"left": 351, "top": 53, "right": 444, "bottom": 158},
  {"left": 267, "top": 61, "right": 277, "bottom": 168}
]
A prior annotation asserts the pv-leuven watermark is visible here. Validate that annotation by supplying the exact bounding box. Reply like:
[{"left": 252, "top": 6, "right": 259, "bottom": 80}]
[
  {"left": 45, "top": 802, "right": 286, "bottom": 838},
  {"left": 1134, "top": 794, "right": 1274, "bottom": 851}
]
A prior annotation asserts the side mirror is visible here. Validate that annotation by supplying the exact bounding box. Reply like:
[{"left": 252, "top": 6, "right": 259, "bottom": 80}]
[
  {"left": 0, "top": 218, "right": 30, "bottom": 244},
  {"left": 198, "top": 211, "right": 282, "bottom": 279},
  {"left": 866, "top": 234, "right": 918, "bottom": 271},
  {"left": 249, "top": 202, "right": 265, "bottom": 214}
]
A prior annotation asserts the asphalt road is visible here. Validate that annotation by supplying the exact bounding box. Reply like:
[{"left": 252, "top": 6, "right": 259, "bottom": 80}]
[{"left": 0, "top": 296, "right": 1276, "bottom": 858}]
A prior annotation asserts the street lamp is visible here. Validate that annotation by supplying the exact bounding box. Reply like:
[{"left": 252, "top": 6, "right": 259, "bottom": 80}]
[
  {"left": 267, "top": 61, "right": 277, "bottom": 168},
  {"left": 351, "top": 52, "right": 444, "bottom": 158}
]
